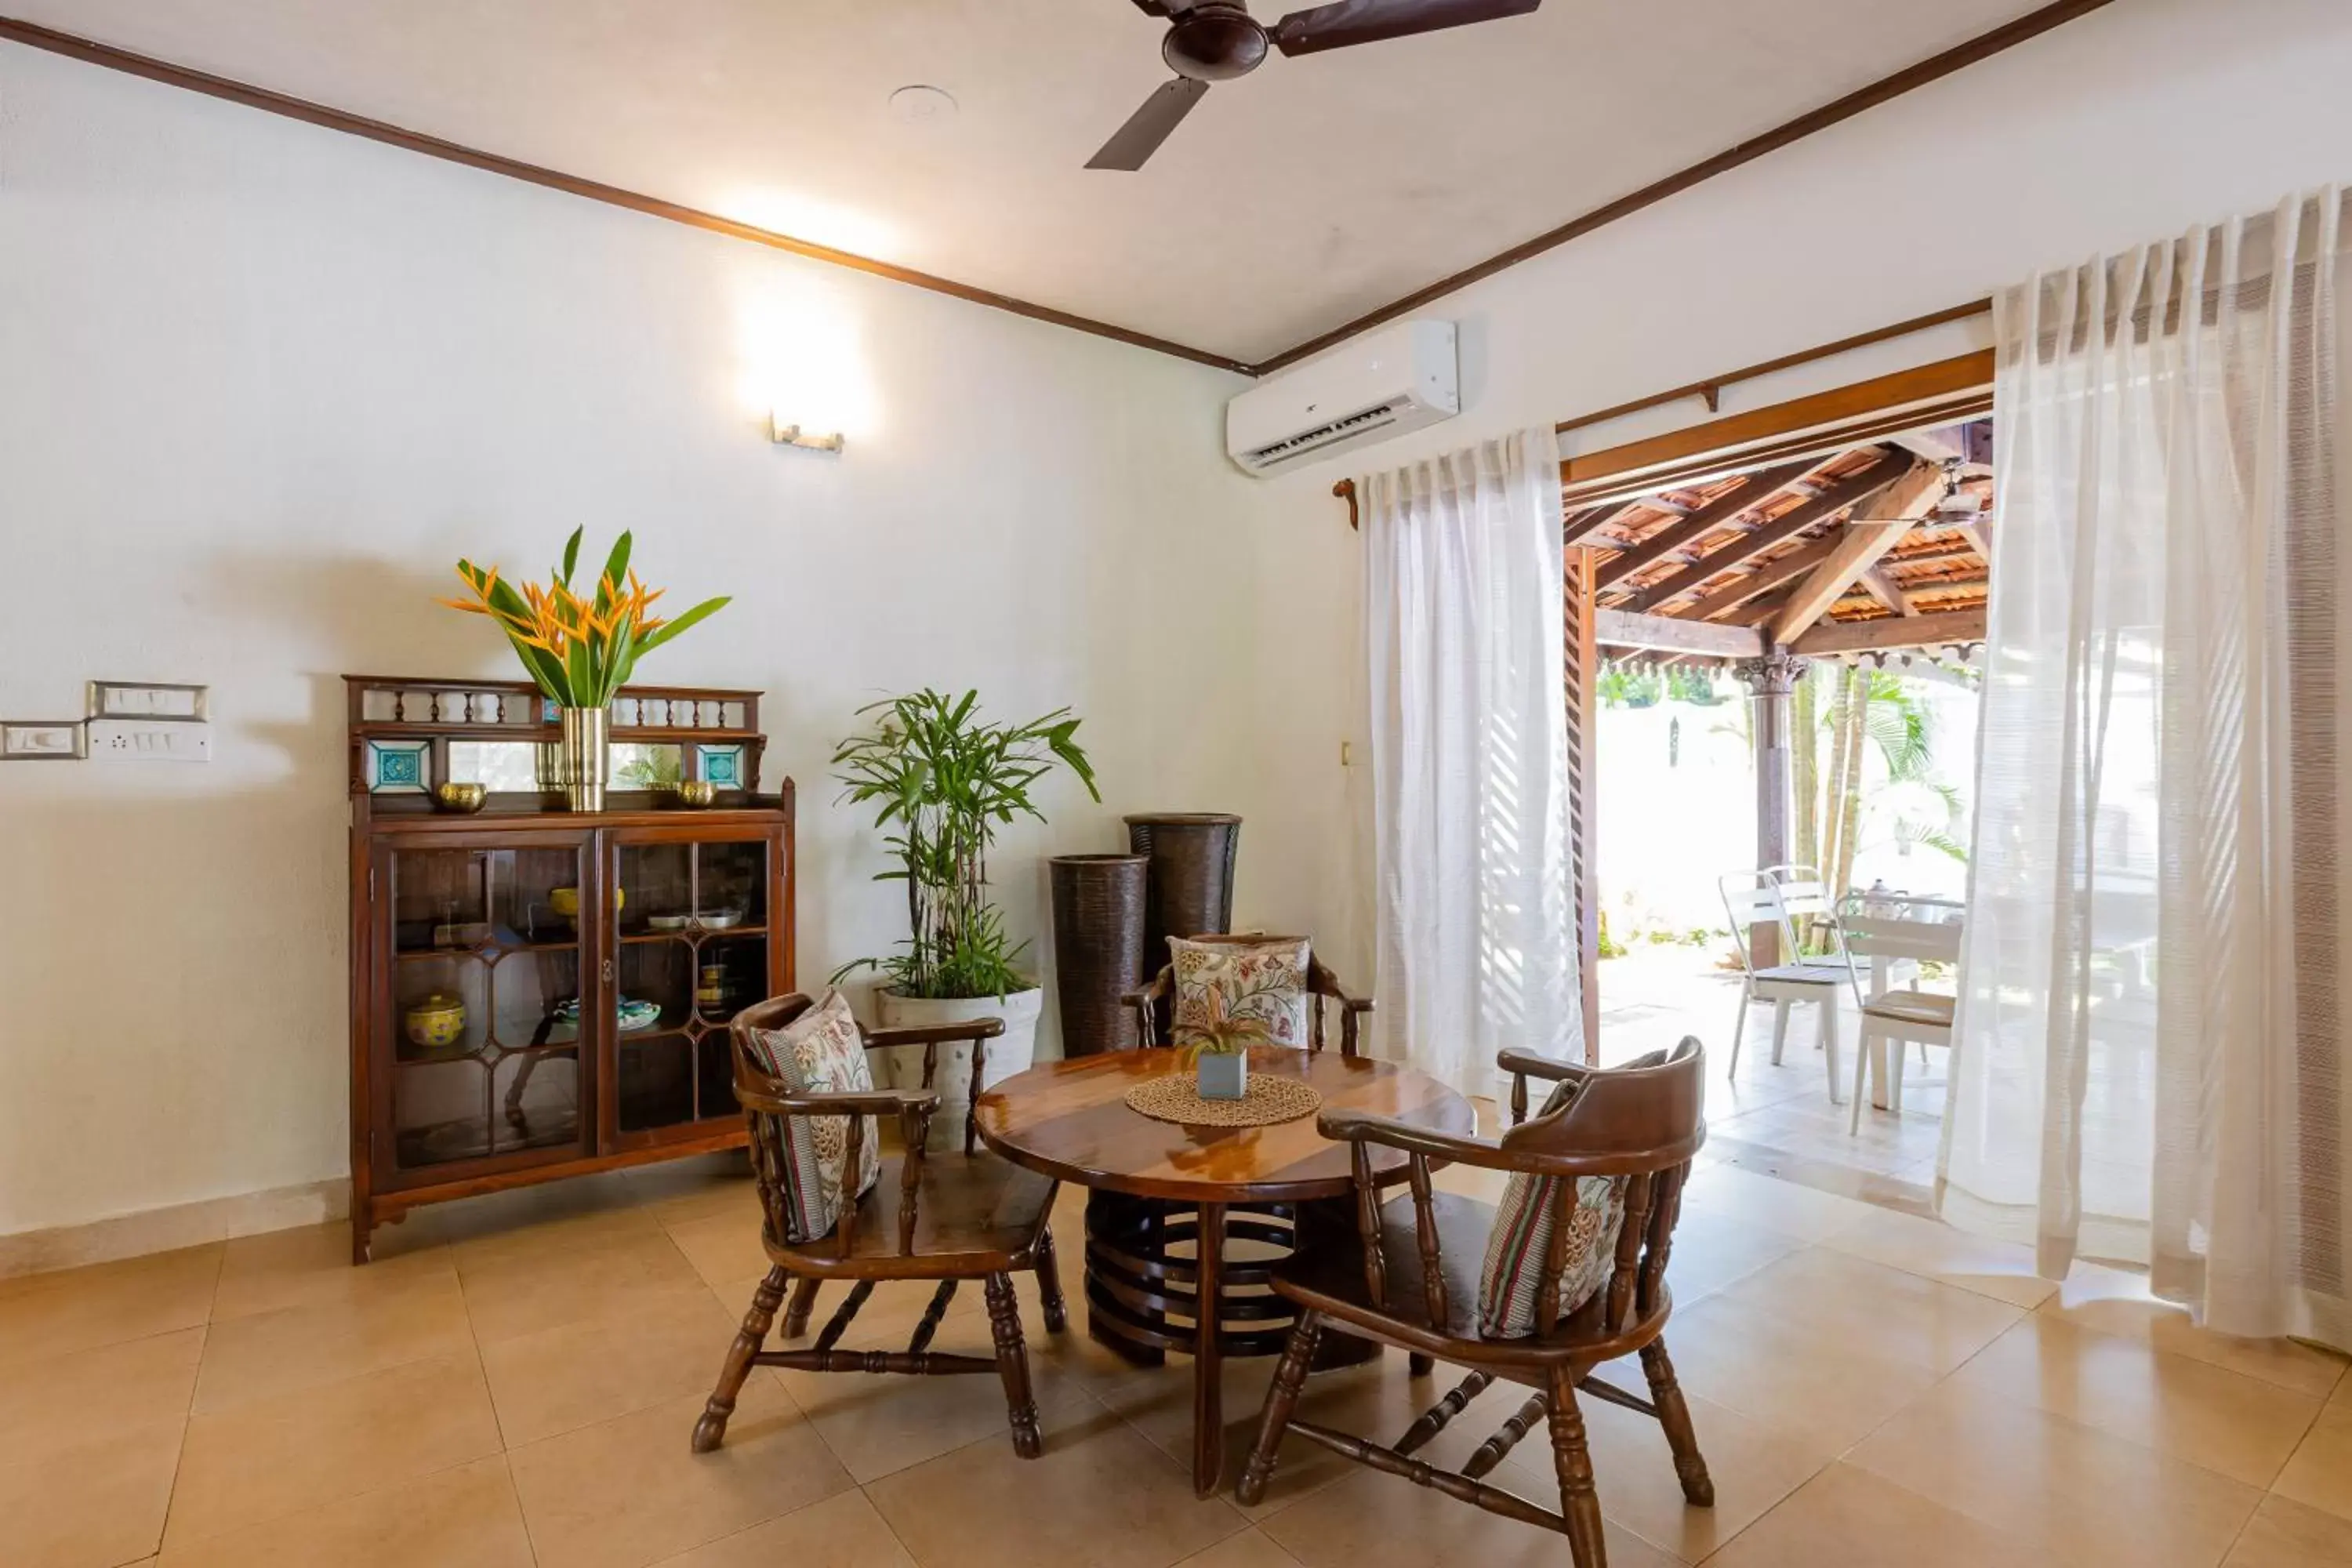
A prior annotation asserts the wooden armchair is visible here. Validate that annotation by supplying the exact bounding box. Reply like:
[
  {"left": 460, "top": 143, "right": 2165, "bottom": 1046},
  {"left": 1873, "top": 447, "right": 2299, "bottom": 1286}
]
[
  {"left": 691, "top": 994, "right": 1065, "bottom": 1460},
  {"left": 1236, "top": 1040, "right": 1711, "bottom": 1567},
  {"left": 1122, "top": 932, "right": 1374, "bottom": 1054}
]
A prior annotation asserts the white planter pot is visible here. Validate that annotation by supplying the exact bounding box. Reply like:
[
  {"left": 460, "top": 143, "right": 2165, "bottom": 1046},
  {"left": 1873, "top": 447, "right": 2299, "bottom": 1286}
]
[{"left": 873, "top": 985, "right": 1044, "bottom": 1148}]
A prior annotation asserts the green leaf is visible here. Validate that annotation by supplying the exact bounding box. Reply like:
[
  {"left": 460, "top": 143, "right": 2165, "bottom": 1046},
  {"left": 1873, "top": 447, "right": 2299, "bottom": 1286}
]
[
  {"left": 601, "top": 532, "right": 633, "bottom": 600},
  {"left": 559, "top": 527, "right": 583, "bottom": 586},
  {"left": 506, "top": 633, "right": 569, "bottom": 704},
  {"left": 632, "top": 596, "right": 729, "bottom": 657}
]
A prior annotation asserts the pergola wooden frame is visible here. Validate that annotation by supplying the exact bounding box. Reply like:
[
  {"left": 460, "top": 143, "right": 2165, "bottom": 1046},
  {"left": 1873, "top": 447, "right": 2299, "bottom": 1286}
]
[{"left": 1555, "top": 354, "right": 1996, "bottom": 1050}]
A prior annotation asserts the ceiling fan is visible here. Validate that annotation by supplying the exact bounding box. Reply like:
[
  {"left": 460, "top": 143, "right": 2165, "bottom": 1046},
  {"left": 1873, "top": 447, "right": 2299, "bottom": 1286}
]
[
  {"left": 1087, "top": 0, "right": 1542, "bottom": 170},
  {"left": 1840, "top": 458, "right": 1993, "bottom": 528}
]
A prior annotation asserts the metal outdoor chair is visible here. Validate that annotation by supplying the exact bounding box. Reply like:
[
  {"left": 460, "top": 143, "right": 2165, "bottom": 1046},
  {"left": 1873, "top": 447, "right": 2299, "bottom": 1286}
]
[{"left": 1718, "top": 869, "right": 1849, "bottom": 1099}]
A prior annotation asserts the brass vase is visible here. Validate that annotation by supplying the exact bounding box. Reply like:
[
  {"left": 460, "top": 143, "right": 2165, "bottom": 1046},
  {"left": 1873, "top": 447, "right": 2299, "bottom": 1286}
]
[{"left": 555, "top": 706, "right": 611, "bottom": 812}]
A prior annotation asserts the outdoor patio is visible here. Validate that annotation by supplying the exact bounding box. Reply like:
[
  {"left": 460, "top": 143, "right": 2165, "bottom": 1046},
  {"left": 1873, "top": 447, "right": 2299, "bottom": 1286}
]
[{"left": 1595, "top": 945, "right": 1944, "bottom": 1216}]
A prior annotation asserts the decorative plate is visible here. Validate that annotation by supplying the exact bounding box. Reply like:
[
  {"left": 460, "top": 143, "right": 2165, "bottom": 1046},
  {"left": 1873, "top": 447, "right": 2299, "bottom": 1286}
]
[{"left": 553, "top": 996, "right": 662, "bottom": 1032}]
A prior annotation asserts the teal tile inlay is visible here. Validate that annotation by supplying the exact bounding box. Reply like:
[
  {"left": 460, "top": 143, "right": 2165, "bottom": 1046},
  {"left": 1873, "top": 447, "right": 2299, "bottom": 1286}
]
[
  {"left": 695, "top": 743, "right": 746, "bottom": 789},
  {"left": 365, "top": 738, "right": 430, "bottom": 793}
]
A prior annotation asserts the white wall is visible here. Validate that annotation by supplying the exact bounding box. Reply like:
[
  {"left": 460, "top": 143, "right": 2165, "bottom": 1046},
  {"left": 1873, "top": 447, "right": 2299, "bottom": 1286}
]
[
  {"left": 1250, "top": 0, "right": 2352, "bottom": 1022},
  {"left": 1279, "top": 0, "right": 2352, "bottom": 477},
  {"left": 0, "top": 45, "right": 1327, "bottom": 1240}
]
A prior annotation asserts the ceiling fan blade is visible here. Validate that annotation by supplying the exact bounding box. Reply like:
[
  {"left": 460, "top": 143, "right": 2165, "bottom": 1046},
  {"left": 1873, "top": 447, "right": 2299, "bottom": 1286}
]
[
  {"left": 1085, "top": 77, "right": 1210, "bottom": 170},
  {"left": 1271, "top": 0, "right": 1540, "bottom": 56}
]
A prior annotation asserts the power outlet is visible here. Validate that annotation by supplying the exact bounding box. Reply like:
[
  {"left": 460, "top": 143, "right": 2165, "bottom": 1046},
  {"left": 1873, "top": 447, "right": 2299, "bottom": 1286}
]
[{"left": 88, "top": 718, "right": 211, "bottom": 763}]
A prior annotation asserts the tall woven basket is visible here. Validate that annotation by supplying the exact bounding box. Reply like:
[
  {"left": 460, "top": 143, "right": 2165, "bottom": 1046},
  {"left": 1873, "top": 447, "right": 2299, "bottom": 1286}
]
[
  {"left": 1124, "top": 812, "right": 1242, "bottom": 972},
  {"left": 1048, "top": 853, "right": 1149, "bottom": 1057}
]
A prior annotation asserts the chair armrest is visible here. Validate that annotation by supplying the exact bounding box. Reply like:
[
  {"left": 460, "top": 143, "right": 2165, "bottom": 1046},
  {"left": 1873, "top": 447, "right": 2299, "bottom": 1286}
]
[
  {"left": 1120, "top": 971, "right": 1172, "bottom": 1008},
  {"left": 1319, "top": 1106, "right": 1653, "bottom": 1181},
  {"left": 1316, "top": 1108, "right": 1517, "bottom": 1171},
  {"left": 1497, "top": 1047, "right": 1593, "bottom": 1126},
  {"left": 1495, "top": 1047, "right": 1592, "bottom": 1087},
  {"left": 743, "top": 1084, "right": 942, "bottom": 1118},
  {"left": 1122, "top": 968, "right": 1174, "bottom": 1048},
  {"left": 862, "top": 1018, "right": 1007, "bottom": 1050}
]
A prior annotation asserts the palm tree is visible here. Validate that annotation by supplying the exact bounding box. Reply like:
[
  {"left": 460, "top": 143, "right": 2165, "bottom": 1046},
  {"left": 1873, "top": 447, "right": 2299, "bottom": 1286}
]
[{"left": 1789, "top": 665, "right": 1965, "bottom": 948}]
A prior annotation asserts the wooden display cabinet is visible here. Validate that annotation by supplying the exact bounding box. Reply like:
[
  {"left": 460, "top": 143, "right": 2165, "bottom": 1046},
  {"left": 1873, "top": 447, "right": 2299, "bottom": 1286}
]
[{"left": 344, "top": 674, "right": 793, "bottom": 1262}]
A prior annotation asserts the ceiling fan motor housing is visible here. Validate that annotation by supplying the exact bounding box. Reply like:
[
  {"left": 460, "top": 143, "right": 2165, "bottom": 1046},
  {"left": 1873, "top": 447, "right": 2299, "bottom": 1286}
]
[{"left": 1164, "top": 5, "right": 1270, "bottom": 80}]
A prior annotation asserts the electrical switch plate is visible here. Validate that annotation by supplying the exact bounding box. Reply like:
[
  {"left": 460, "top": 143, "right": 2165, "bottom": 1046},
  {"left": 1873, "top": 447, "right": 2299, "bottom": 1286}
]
[
  {"left": 88, "top": 717, "right": 211, "bottom": 762},
  {"left": 88, "top": 681, "right": 209, "bottom": 720},
  {"left": 1, "top": 721, "right": 85, "bottom": 760}
]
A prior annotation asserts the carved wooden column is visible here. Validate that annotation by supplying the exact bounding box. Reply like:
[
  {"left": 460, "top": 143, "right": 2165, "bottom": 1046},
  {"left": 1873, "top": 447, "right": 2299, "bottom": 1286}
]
[{"left": 1733, "top": 648, "right": 1808, "bottom": 968}]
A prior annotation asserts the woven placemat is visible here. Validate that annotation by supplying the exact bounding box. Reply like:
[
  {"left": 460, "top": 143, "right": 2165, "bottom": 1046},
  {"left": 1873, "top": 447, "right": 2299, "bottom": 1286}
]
[{"left": 1124, "top": 1072, "right": 1323, "bottom": 1127}]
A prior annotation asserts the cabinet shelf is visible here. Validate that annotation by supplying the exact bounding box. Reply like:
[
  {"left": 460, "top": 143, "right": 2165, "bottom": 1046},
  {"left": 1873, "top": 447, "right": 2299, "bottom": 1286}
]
[
  {"left": 353, "top": 761, "right": 794, "bottom": 1262},
  {"left": 393, "top": 939, "right": 583, "bottom": 961},
  {"left": 617, "top": 925, "right": 768, "bottom": 944}
]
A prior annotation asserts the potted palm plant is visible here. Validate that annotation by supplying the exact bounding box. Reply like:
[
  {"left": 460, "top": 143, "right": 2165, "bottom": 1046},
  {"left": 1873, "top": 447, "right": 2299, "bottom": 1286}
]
[{"left": 833, "top": 690, "right": 1099, "bottom": 1131}]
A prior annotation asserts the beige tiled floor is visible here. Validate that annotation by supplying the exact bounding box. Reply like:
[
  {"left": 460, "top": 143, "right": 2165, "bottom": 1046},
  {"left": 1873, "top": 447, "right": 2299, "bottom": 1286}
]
[{"left": 4, "top": 1145, "right": 2347, "bottom": 1568}]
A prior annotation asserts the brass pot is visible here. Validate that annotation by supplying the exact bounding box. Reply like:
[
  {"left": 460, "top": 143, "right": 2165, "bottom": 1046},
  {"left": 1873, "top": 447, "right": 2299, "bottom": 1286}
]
[
  {"left": 432, "top": 781, "right": 487, "bottom": 814},
  {"left": 673, "top": 780, "right": 717, "bottom": 809}
]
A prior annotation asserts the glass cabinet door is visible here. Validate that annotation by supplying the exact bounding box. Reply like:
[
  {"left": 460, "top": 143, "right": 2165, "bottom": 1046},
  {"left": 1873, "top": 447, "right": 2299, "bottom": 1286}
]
[
  {"left": 608, "top": 832, "right": 778, "bottom": 1143},
  {"left": 375, "top": 837, "right": 596, "bottom": 1185}
]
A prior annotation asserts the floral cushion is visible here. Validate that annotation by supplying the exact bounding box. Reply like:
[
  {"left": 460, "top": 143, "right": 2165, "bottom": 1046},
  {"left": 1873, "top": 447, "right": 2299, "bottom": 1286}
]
[
  {"left": 742, "top": 989, "right": 882, "bottom": 1243},
  {"left": 1170, "top": 935, "right": 1312, "bottom": 1047},
  {"left": 1475, "top": 1051, "right": 1669, "bottom": 1338}
]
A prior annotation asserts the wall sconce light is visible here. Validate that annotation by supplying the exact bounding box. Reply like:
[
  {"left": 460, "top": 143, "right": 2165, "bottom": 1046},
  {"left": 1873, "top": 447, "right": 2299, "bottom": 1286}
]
[{"left": 770, "top": 413, "right": 844, "bottom": 453}]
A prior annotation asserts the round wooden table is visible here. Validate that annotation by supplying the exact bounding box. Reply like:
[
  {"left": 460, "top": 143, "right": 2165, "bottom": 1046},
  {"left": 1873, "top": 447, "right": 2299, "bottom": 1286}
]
[{"left": 975, "top": 1046, "right": 1475, "bottom": 1494}]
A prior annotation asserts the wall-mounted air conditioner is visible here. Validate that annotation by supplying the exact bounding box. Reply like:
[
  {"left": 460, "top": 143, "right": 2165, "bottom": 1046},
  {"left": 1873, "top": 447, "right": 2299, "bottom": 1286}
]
[{"left": 1225, "top": 319, "right": 1459, "bottom": 477}]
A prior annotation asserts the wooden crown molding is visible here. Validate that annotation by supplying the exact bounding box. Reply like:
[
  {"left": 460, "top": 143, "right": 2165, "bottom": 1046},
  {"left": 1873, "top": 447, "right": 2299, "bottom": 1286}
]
[
  {"left": 5, "top": 2, "right": 2110, "bottom": 383},
  {"left": 0, "top": 15, "right": 1253, "bottom": 376}
]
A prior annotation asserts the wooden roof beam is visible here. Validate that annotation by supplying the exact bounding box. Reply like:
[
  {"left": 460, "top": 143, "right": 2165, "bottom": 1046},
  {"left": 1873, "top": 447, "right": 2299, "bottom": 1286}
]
[
  {"left": 1677, "top": 536, "right": 1839, "bottom": 622},
  {"left": 1768, "top": 461, "right": 1944, "bottom": 644},
  {"left": 1859, "top": 564, "right": 1922, "bottom": 617},
  {"left": 1629, "top": 449, "right": 1913, "bottom": 614},
  {"left": 1593, "top": 459, "right": 1814, "bottom": 590},
  {"left": 1594, "top": 610, "right": 1766, "bottom": 660},
  {"left": 1566, "top": 498, "right": 1668, "bottom": 549},
  {"left": 1793, "top": 607, "right": 1988, "bottom": 655}
]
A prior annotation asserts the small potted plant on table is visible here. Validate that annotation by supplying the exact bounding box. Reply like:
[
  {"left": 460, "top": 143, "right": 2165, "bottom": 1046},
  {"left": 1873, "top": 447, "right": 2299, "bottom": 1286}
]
[{"left": 1177, "top": 989, "right": 1271, "bottom": 1100}]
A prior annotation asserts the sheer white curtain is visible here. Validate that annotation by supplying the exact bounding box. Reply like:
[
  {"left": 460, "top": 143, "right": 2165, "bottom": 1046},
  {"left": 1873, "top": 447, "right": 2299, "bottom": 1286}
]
[
  {"left": 1364, "top": 427, "right": 1583, "bottom": 1097},
  {"left": 1944, "top": 187, "right": 2352, "bottom": 1350}
]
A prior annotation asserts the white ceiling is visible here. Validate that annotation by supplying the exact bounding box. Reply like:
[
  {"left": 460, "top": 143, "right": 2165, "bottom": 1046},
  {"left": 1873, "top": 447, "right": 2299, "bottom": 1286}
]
[{"left": 10, "top": 0, "right": 2058, "bottom": 363}]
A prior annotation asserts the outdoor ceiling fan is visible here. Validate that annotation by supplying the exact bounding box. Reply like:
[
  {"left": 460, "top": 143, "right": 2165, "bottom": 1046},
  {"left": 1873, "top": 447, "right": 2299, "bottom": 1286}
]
[
  {"left": 1841, "top": 457, "right": 1991, "bottom": 528},
  {"left": 1087, "top": 0, "right": 1543, "bottom": 170}
]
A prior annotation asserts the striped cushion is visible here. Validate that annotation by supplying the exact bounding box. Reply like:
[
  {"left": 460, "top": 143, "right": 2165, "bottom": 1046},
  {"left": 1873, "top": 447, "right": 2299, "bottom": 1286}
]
[
  {"left": 1475, "top": 1052, "right": 1668, "bottom": 1339},
  {"left": 743, "top": 989, "right": 882, "bottom": 1243}
]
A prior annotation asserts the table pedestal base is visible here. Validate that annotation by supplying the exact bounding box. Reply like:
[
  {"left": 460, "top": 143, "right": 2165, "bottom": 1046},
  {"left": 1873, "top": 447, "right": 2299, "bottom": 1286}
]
[{"left": 1083, "top": 1190, "right": 1382, "bottom": 1492}]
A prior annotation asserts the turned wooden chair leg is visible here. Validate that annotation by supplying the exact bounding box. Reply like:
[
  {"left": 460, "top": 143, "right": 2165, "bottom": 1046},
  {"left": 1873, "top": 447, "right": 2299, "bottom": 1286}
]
[
  {"left": 1639, "top": 1338, "right": 1715, "bottom": 1505},
  {"left": 1546, "top": 1367, "right": 1608, "bottom": 1568},
  {"left": 985, "top": 1272, "right": 1043, "bottom": 1458},
  {"left": 781, "top": 1276, "right": 822, "bottom": 1338},
  {"left": 1034, "top": 1225, "right": 1069, "bottom": 1334},
  {"left": 1236, "top": 1310, "right": 1321, "bottom": 1506},
  {"left": 693, "top": 1265, "right": 787, "bottom": 1453}
]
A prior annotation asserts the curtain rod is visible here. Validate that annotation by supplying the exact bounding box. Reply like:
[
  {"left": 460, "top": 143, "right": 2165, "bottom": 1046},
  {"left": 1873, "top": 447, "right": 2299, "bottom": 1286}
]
[
  {"left": 1553, "top": 299, "right": 1992, "bottom": 436},
  {"left": 1332, "top": 298, "right": 1993, "bottom": 530}
]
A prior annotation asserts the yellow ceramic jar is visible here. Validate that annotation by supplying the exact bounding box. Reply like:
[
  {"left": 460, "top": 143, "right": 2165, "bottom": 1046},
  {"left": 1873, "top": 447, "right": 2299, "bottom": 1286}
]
[{"left": 405, "top": 992, "right": 466, "bottom": 1051}]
